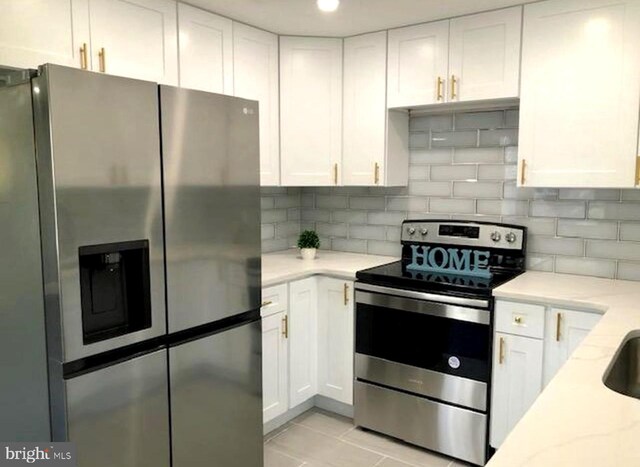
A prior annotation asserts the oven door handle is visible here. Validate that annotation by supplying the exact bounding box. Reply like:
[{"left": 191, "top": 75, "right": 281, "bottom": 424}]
[
  {"left": 355, "top": 283, "right": 490, "bottom": 310},
  {"left": 355, "top": 288, "right": 490, "bottom": 326}
]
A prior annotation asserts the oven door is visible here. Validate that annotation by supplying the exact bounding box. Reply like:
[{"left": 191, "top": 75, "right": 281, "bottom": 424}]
[{"left": 355, "top": 283, "right": 491, "bottom": 411}]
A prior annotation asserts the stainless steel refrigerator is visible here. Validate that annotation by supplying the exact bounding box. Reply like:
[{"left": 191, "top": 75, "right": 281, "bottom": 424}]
[{"left": 0, "top": 64, "right": 262, "bottom": 467}]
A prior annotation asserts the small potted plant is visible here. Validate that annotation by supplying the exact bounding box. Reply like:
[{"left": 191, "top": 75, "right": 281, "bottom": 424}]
[{"left": 297, "top": 230, "right": 320, "bottom": 260}]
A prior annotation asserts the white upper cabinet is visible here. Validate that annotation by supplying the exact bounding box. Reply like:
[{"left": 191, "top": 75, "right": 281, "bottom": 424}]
[
  {"left": 543, "top": 308, "right": 601, "bottom": 386},
  {"left": 280, "top": 37, "right": 343, "bottom": 186},
  {"left": 343, "top": 32, "right": 409, "bottom": 187},
  {"left": 0, "top": 0, "right": 90, "bottom": 70},
  {"left": 519, "top": 0, "right": 640, "bottom": 188},
  {"left": 178, "top": 4, "right": 233, "bottom": 94},
  {"left": 233, "top": 24, "right": 280, "bottom": 186},
  {"left": 88, "top": 0, "right": 178, "bottom": 84},
  {"left": 317, "top": 278, "right": 354, "bottom": 405},
  {"left": 387, "top": 21, "right": 449, "bottom": 108},
  {"left": 449, "top": 7, "right": 522, "bottom": 102}
]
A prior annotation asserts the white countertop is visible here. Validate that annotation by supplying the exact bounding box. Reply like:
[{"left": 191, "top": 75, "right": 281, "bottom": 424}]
[
  {"left": 261, "top": 249, "right": 398, "bottom": 287},
  {"left": 488, "top": 271, "right": 640, "bottom": 467}
]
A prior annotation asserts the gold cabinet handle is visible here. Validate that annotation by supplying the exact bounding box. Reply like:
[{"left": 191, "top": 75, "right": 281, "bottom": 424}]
[
  {"left": 450, "top": 75, "right": 458, "bottom": 100},
  {"left": 98, "top": 47, "right": 106, "bottom": 72},
  {"left": 514, "top": 316, "right": 523, "bottom": 325},
  {"left": 556, "top": 312, "right": 562, "bottom": 342},
  {"left": 436, "top": 76, "right": 444, "bottom": 101},
  {"left": 635, "top": 156, "right": 640, "bottom": 185},
  {"left": 343, "top": 283, "right": 349, "bottom": 306},
  {"left": 261, "top": 300, "right": 272, "bottom": 307},
  {"left": 520, "top": 159, "right": 527, "bottom": 185},
  {"left": 374, "top": 162, "right": 380, "bottom": 185},
  {"left": 79, "top": 43, "right": 88, "bottom": 70},
  {"left": 282, "top": 315, "right": 288, "bottom": 339},
  {"left": 333, "top": 163, "right": 338, "bottom": 185},
  {"left": 499, "top": 337, "right": 505, "bottom": 364}
]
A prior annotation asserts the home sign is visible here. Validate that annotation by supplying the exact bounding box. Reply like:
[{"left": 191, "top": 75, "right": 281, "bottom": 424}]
[{"left": 406, "top": 245, "right": 492, "bottom": 279}]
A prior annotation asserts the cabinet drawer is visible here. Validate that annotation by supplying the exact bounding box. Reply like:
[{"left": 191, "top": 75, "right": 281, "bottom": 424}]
[
  {"left": 261, "top": 284, "right": 288, "bottom": 317},
  {"left": 495, "top": 301, "right": 545, "bottom": 339}
]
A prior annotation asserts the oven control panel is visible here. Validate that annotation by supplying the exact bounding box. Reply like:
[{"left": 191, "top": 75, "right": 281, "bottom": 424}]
[{"left": 401, "top": 220, "right": 526, "bottom": 251}]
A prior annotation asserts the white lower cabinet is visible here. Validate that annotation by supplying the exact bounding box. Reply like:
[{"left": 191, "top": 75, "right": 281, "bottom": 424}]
[
  {"left": 317, "top": 278, "right": 354, "bottom": 405},
  {"left": 287, "top": 277, "right": 318, "bottom": 408},
  {"left": 491, "top": 300, "right": 601, "bottom": 448},
  {"left": 543, "top": 308, "right": 602, "bottom": 386},
  {"left": 490, "top": 332, "right": 543, "bottom": 448},
  {"left": 261, "top": 310, "right": 288, "bottom": 424}
]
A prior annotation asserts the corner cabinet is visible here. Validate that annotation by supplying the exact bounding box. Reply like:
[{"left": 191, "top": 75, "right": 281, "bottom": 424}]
[
  {"left": 288, "top": 277, "right": 318, "bottom": 407},
  {"left": 518, "top": 0, "right": 640, "bottom": 188},
  {"left": 387, "top": 6, "right": 522, "bottom": 108},
  {"left": 233, "top": 24, "right": 280, "bottom": 186},
  {"left": 343, "top": 32, "right": 409, "bottom": 186},
  {"left": 317, "top": 278, "right": 354, "bottom": 405},
  {"left": 490, "top": 300, "right": 601, "bottom": 448},
  {"left": 178, "top": 4, "right": 233, "bottom": 94},
  {"left": 280, "top": 37, "right": 343, "bottom": 186}
]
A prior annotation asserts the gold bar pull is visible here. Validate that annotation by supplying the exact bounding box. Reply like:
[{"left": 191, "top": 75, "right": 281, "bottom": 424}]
[
  {"left": 499, "top": 337, "right": 505, "bottom": 364},
  {"left": 436, "top": 76, "right": 444, "bottom": 101},
  {"left": 333, "top": 163, "right": 338, "bottom": 185},
  {"left": 98, "top": 47, "right": 106, "bottom": 73},
  {"left": 79, "top": 43, "right": 88, "bottom": 70},
  {"left": 343, "top": 283, "right": 349, "bottom": 306},
  {"left": 556, "top": 312, "right": 562, "bottom": 342},
  {"left": 374, "top": 162, "right": 380, "bottom": 185},
  {"left": 261, "top": 300, "right": 272, "bottom": 307},
  {"left": 636, "top": 156, "right": 640, "bottom": 185},
  {"left": 450, "top": 75, "right": 457, "bottom": 100},
  {"left": 520, "top": 159, "right": 527, "bottom": 185},
  {"left": 282, "top": 315, "right": 288, "bottom": 339}
]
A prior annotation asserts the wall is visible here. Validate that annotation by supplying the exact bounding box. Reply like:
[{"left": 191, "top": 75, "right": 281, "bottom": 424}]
[{"left": 261, "top": 108, "right": 640, "bottom": 282}]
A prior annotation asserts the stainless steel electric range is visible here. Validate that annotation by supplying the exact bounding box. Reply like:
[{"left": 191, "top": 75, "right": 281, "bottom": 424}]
[{"left": 353, "top": 220, "right": 527, "bottom": 466}]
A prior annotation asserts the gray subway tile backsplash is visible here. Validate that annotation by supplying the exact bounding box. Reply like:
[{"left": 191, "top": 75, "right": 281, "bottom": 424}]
[{"left": 261, "top": 108, "right": 640, "bottom": 281}]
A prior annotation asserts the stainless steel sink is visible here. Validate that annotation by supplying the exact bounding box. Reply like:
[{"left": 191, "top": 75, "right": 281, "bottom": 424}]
[{"left": 604, "top": 331, "right": 640, "bottom": 399}]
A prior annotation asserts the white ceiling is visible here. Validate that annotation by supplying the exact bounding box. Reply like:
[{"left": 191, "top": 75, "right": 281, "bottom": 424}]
[{"left": 185, "top": 0, "right": 526, "bottom": 37}]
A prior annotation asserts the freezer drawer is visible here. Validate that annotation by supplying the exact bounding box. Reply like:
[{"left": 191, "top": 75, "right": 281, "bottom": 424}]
[
  {"left": 66, "top": 350, "right": 170, "bottom": 467},
  {"left": 170, "top": 320, "right": 263, "bottom": 467},
  {"left": 354, "top": 381, "right": 487, "bottom": 466}
]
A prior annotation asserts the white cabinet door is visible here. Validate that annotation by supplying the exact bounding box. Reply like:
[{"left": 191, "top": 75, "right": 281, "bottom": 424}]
[
  {"left": 233, "top": 23, "right": 280, "bottom": 186},
  {"left": 88, "top": 0, "right": 178, "bottom": 84},
  {"left": 262, "top": 311, "right": 289, "bottom": 424},
  {"left": 317, "top": 278, "right": 354, "bottom": 405},
  {"left": 343, "top": 32, "right": 387, "bottom": 186},
  {"left": 288, "top": 277, "right": 318, "bottom": 407},
  {"left": 543, "top": 308, "right": 601, "bottom": 386},
  {"left": 519, "top": 0, "right": 640, "bottom": 187},
  {"left": 449, "top": 7, "right": 522, "bottom": 102},
  {"left": 280, "top": 37, "right": 342, "bottom": 186},
  {"left": 0, "top": 0, "right": 90, "bottom": 69},
  {"left": 490, "top": 332, "right": 543, "bottom": 448},
  {"left": 178, "top": 4, "right": 232, "bottom": 94},
  {"left": 387, "top": 21, "right": 449, "bottom": 108}
]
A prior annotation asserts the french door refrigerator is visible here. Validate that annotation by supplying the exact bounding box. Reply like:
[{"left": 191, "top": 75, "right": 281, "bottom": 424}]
[{"left": 0, "top": 64, "right": 262, "bottom": 467}]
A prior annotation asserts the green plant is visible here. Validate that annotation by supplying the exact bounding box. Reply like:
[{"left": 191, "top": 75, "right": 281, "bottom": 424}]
[{"left": 297, "top": 230, "right": 320, "bottom": 249}]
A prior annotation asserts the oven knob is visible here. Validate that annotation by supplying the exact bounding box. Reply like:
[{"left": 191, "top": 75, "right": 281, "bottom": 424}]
[
  {"left": 420, "top": 228, "right": 428, "bottom": 236},
  {"left": 505, "top": 232, "right": 517, "bottom": 243},
  {"left": 407, "top": 227, "right": 416, "bottom": 235},
  {"left": 490, "top": 231, "right": 502, "bottom": 242}
]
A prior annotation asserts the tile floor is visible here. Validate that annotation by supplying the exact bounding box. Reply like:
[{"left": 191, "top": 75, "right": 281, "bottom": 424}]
[{"left": 264, "top": 409, "right": 471, "bottom": 467}]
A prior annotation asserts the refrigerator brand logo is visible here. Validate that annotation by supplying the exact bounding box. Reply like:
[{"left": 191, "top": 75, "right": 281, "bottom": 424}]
[
  {"left": 407, "top": 245, "right": 492, "bottom": 279},
  {"left": 0, "top": 444, "right": 75, "bottom": 466}
]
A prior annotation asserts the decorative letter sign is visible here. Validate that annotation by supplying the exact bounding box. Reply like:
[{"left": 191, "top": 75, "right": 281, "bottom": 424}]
[{"left": 407, "top": 245, "right": 492, "bottom": 279}]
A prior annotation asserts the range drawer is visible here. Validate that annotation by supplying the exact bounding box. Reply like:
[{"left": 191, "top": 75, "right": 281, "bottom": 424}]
[
  {"left": 495, "top": 300, "right": 545, "bottom": 339},
  {"left": 354, "top": 381, "right": 487, "bottom": 466},
  {"left": 261, "top": 284, "right": 287, "bottom": 318}
]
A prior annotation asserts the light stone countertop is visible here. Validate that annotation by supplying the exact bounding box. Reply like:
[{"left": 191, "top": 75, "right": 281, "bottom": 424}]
[
  {"left": 261, "top": 249, "right": 398, "bottom": 287},
  {"left": 488, "top": 271, "right": 640, "bottom": 467}
]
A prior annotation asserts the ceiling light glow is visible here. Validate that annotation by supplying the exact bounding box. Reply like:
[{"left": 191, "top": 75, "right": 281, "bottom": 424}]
[{"left": 317, "top": 0, "right": 340, "bottom": 13}]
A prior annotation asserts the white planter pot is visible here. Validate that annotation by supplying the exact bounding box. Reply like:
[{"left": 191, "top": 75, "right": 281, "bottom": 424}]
[{"left": 300, "top": 248, "right": 317, "bottom": 260}]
